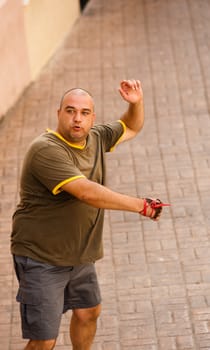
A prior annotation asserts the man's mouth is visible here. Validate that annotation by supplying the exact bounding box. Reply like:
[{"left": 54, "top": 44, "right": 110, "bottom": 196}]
[{"left": 72, "top": 126, "right": 81, "bottom": 131}]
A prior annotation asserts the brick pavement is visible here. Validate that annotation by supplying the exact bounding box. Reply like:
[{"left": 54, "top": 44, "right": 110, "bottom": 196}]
[{"left": 0, "top": 0, "right": 210, "bottom": 349}]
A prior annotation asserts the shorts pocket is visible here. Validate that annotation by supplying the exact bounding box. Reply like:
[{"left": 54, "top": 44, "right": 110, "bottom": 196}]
[
  {"left": 16, "top": 288, "right": 42, "bottom": 328},
  {"left": 16, "top": 288, "right": 40, "bottom": 305}
]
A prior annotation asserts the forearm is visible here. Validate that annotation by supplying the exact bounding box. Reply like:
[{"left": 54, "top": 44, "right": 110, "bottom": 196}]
[
  {"left": 120, "top": 99, "right": 144, "bottom": 134},
  {"left": 119, "top": 79, "right": 144, "bottom": 134},
  {"left": 62, "top": 178, "right": 143, "bottom": 212}
]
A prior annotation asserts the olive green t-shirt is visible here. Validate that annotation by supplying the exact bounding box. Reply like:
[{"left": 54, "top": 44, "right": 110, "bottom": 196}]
[{"left": 11, "top": 121, "right": 125, "bottom": 266}]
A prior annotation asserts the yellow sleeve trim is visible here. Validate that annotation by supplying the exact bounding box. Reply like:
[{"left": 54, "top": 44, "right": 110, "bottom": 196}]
[
  {"left": 52, "top": 175, "right": 86, "bottom": 195},
  {"left": 109, "top": 120, "right": 127, "bottom": 152}
]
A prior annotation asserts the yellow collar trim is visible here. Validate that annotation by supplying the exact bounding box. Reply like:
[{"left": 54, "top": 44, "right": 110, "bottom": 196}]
[{"left": 46, "top": 129, "right": 86, "bottom": 149}]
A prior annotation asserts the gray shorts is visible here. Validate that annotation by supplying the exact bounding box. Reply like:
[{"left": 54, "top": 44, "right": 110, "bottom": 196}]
[{"left": 13, "top": 255, "right": 101, "bottom": 340}]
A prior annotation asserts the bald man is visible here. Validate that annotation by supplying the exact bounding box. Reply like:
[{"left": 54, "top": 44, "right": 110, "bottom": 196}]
[{"left": 11, "top": 80, "right": 163, "bottom": 350}]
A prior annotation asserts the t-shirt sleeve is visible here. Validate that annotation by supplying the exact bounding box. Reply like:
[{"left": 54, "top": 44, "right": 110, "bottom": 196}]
[
  {"left": 93, "top": 120, "right": 126, "bottom": 152},
  {"left": 31, "top": 144, "right": 85, "bottom": 195}
]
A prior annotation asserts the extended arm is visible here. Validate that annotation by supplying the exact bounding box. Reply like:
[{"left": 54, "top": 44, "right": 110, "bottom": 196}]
[{"left": 62, "top": 178, "right": 163, "bottom": 221}]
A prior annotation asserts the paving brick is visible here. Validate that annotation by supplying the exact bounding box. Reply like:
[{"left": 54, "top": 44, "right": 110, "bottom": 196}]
[
  {"left": 159, "top": 336, "right": 177, "bottom": 350},
  {"left": 176, "top": 335, "right": 195, "bottom": 349}
]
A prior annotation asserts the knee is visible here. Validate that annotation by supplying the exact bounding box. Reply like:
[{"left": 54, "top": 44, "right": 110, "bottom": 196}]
[
  {"left": 25, "top": 339, "right": 56, "bottom": 350},
  {"left": 73, "top": 304, "right": 101, "bottom": 325}
]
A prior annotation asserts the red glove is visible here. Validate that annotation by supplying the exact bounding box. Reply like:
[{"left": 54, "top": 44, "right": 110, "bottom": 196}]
[{"left": 139, "top": 198, "right": 171, "bottom": 220}]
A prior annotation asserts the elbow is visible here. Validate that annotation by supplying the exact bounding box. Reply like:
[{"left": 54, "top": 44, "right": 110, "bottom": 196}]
[
  {"left": 62, "top": 178, "right": 101, "bottom": 207},
  {"left": 77, "top": 188, "right": 97, "bottom": 205}
]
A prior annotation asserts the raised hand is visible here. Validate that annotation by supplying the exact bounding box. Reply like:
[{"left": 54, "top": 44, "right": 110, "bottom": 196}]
[{"left": 118, "top": 79, "right": 143, "bottom": 104}]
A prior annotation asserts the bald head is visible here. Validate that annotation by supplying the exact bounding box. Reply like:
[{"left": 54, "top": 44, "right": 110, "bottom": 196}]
[
  {"left": 56, "top": 87, "right": 96, "bottom": 146},
  {"left": 59, "top": 88, "right": 94, "bottom": 110}
]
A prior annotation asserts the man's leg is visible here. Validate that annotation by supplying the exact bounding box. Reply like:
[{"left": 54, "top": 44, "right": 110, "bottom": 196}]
[
  {"left": 13, "top": 256, "right": 70, "bottom": 349},
  {"left": 70, "top": 304, "right": 101, "bottom": 350},
  {"left": 24, "top": 339, "right": 56, "bottom": 350}
]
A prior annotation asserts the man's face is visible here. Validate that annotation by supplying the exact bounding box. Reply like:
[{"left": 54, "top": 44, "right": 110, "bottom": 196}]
[{"left": 57, "top": 92, "right": 96, "bottom": 146}]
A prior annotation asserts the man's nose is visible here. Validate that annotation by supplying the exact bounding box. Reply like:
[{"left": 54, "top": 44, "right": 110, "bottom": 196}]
[{"left": 74, "top": 111, "right": 82, "bottom": 122}]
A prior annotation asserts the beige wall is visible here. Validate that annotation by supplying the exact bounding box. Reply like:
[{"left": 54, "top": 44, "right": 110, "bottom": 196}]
[
  {"left": 0, "top": 0, "right": 80, "bottom": 119},
  {"left": 24, "top": 0, "right": 80, "bottom": 80},
  {"left": 0, "top": 0, "right": 30, "bottom": 118}
]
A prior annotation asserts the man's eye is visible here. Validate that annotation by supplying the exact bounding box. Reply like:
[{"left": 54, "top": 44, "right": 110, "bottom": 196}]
[{"left": 67, "top": 109, "right": 74, "bottom": 114}]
